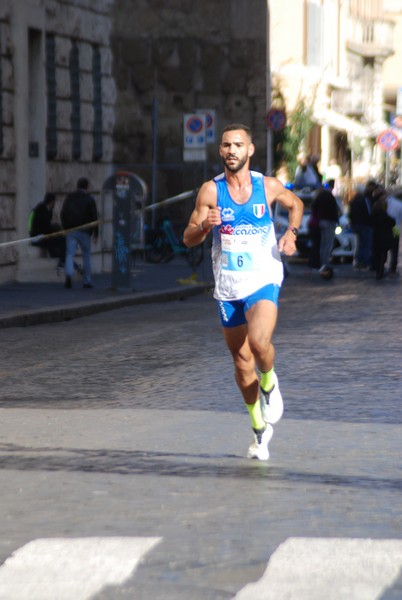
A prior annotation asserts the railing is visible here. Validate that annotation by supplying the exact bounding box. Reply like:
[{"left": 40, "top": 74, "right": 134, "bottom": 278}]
[
  {"left": 133, "top": 188, "right": 198, "bottom": 251},
  {"left": 142, "top": 189, "right": 198, "bottom": 216}
]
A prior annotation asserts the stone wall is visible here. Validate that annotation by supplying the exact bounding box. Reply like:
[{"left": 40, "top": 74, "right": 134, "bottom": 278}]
[
  {"left": 44, "top": 0, "right": 116, "bottom": 194},
  {"left": 0, "top": 0, "right": 268, "bottom": 281},
  {"left": 0, "top": 2, "right": 17, "bottom": 270},
  {"left": 110, "top": 0, "right": 268, "bottom": 204},
  {"left": 0, "top": 0, "right": 116, "bottom": 281}
]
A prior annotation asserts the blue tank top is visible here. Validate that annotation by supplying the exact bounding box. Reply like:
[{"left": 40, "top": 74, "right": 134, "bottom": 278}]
[{"left": 211, "top": 170, "right": 283, "bottom": 300}]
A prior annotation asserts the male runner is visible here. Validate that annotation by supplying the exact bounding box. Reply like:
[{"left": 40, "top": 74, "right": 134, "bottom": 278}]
[{"left": 183, "top": 123, "right": 303, "bottom": 460}]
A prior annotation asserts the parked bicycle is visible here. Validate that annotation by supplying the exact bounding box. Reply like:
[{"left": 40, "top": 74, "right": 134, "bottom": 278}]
[{"left": 144, "top": 218, "right": 204, "bottom": 267}]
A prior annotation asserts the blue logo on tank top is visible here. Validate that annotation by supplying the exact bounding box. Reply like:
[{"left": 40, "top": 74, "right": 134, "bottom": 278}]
[{"left": 221, "top": 207, "right": 235, "bottom": 221}]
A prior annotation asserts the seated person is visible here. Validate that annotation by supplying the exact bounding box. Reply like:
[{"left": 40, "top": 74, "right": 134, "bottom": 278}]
[{"left": 29, "top": 192, "right": 66, "bottom": 267}]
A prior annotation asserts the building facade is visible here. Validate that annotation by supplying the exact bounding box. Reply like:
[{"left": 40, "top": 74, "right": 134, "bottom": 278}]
[
  {"left": 270, "top": 0, "right": 395, "bottom": 184},
  {"left": 0, "top": 0, "right": 116, "bottom": 283},
  {"left": 0, "top": 0, "right": 270, "bottom": 283},
  {"left": 3, "top": 0, "right": 398, "bottom": 283},
  {"left": 382, "top": 0, "right": 402, "bottom": 125},
  {"left": 109, "top": 0, "right": 268, "bottom": 199}
]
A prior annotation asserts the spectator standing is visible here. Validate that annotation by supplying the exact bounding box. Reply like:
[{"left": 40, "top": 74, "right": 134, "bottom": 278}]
[
  {"left": 348, "top": 180, "right": 378, "bottom": 270},
  {"left": 29, "top": 192, "right": 66, "bottom": 268},
  {"left": 312, "top": 180, "right": 340, "bottom": 271},
  {"left": 307, "top": 195, "right": 321, "bottom": 270},
  {"left": 61, "top": 178, "right": 98, "bottom": 289},
  {"left": 385, "top": 190, "right": 402, "bottom": 275},
  {"left": 371, "top": 194, "right": 396, "bottom": 280}
]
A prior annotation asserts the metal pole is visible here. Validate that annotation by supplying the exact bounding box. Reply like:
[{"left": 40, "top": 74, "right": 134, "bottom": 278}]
[{"left": 266, "top": 1, "right": 273, "bottom": 175}]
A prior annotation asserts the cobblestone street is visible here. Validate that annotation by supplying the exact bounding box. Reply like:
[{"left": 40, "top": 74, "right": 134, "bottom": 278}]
[{"left": 0, "top": 271, "right": 401, "bottom": 598}]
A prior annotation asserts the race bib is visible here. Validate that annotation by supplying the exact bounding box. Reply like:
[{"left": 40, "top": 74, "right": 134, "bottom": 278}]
[{"left": 221, "top": 233, "right": 262, "bottom": 272}]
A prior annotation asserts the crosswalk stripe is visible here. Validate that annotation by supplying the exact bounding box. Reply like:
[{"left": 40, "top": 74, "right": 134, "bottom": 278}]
[
  {"left": 233, "top": 538, "right": 402, "bottom": 600},
  {"left": 0, "top": 537, "right": 161, "bottom": 600}
]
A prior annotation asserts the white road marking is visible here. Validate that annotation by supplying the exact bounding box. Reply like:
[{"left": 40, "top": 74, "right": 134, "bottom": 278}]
[
  {"left": 233, "top": 538, "right": 402, "bottom": 600},
  {"left": 0, "top": 537, "right": 161, "bottom": 600}
]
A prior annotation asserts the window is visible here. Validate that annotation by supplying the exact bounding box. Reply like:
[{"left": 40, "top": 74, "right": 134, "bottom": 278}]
[
  {"left": 92, "top": 46, "right": 103, "bottom": 161},
  {"left": 307, "top": 0, "right": 323, "bottom": 68},
  {"left": 46, "top": 34, "right": 57, "bottom": 159},
  {"left": 69, "top": 41, "right": 81, "bottom": 159}
]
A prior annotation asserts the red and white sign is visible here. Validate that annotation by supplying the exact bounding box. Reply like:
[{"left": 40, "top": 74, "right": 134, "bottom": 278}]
[
  {"left": 377, "top": 129, "right": 400, "bottom": 152},
  {"left": 183, "top": 114, "right": 206, "bottom": 148},
  {"left": 197, "top": 109, "right": 216, "bottom": 143},
  {"left": 183, "top": 113, "right": 206, "bottom": 162}
]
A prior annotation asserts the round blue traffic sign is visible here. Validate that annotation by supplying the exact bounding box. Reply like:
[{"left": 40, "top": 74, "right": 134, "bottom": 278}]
[
  {"left": 377, "top": 129, "right": 399, "bottom": 152},
  {"left": 266, "top": 108, "right": 286, "bottom": 132},
  {"left": 186, "top": 116, "right": 204, "bottom": 134}
]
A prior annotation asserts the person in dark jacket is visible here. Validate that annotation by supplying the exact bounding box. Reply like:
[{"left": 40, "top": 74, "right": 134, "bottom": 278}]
[
  {"left": 308, "top": 197, "right": 321, "bottom": 269},
  {"left": 61, "top": 178, "right": 98, "bottom": 289},
  {"left": 371, "top": 194, "right": 396, "bottom": 280},
  {"left": 29, "top": 192, "right": 66, "bottom": 267},
  {"left": 311, "top": 180, "right": 340, "bottom": 270},
  {"left": 349, "top": 180, "right": 379, "bottom": 270}
]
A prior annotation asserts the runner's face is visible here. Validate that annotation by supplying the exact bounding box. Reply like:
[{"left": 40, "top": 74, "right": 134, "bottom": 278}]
[{"left": 219, "top": 130, "right": 254, "bottom": 173}]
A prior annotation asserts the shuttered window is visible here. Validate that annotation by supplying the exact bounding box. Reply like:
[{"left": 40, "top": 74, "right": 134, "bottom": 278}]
[
  {"left": 92, "top": 46, "right": 103, "bottom": 161},
  {"left": 69, "top": 41, "right": 81, "bottom": 159},
  {"left": 0, "top": 31, "right": 3, "bottom": 156},
  {"left": 46, "top": 34, "right": 57, "bottom": 159}
]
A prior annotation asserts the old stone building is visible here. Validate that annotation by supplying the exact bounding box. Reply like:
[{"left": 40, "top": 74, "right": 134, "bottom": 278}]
[
  {"left": 0, "top": 0, "right": 115, "bottom": 282},
  {"left": 110, "top": 0, "right": 268, "bottom": 202},
  {"left": 0, "top": 0, "right": 268, "bottom": 283}
]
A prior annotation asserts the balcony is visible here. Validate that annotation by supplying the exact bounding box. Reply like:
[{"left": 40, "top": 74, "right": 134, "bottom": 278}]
[
  {"left": 331, "top": 89, "right": 364, "bottom": 117},
  {"left": 347, "top": 18, "right": 395, "bottom": 59}
]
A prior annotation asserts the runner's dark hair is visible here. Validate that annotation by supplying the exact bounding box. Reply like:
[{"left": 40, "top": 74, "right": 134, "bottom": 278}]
[{"left": 221, "top": 123, "right": 252, "bottom": 140}]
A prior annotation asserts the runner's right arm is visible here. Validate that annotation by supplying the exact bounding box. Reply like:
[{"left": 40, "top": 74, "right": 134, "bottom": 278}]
[{"left": 183, "top": 181, "right": 221, "bottom": 247}]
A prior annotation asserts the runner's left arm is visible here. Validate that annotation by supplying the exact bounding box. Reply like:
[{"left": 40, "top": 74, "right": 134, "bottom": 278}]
[{"left": 265, "top": 177, "right": 304, "bottom": 256}]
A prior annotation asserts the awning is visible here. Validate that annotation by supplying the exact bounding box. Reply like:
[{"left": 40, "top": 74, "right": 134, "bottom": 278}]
[{"left": 314, "top": 109, "right": 370, "bottom": 138}]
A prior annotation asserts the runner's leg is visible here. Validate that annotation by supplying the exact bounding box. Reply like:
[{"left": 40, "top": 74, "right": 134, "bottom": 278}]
[{"left": 246, "top": 299, "right": 283, "bottom": 424}]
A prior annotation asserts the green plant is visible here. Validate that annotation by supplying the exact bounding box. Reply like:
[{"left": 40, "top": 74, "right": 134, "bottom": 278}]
[
  {"left": 271, "top": 77, "right": 315, "bottom": 180},
  {"left": 282, "top": 98, "right": 314, "bottom": 180}
]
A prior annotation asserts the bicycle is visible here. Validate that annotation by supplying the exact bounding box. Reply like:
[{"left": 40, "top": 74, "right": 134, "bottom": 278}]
[{"left": 144, "top": 219, "right": 204, "bottom": 267}]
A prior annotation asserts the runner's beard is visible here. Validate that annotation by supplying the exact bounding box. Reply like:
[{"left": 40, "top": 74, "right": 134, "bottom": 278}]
[{"left": 223, "top": 155, "right": 248, "bottom": 173}]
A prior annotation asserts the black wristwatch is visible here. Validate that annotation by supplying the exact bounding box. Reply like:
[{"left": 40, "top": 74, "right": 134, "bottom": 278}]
[{"left": 288, "top": 227, "right": 299, "bottom": 238}]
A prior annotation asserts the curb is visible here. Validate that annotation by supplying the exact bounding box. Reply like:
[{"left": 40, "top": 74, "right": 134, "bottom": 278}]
[{"left": 0, "top": 284, "right": 212, "bottom": 329}]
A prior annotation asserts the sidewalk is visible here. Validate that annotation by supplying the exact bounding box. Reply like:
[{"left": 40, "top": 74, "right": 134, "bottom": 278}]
[
  {"left": 0, "top": 255, "right": 399, "bottom": 328},
  {"left": 0, "top": 257, "right": 214, "bottom": 329}
]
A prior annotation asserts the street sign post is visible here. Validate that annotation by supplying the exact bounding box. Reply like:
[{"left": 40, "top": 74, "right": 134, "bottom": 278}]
[
  {"left": 183, "top": 114, "right": 206, "bottom": 162},
  {"left": 266, "top": 108, "right": 286, "bottom": 176},
  {"left": 196, "top": 109, "right": 216, "bottom": 144},
  {"left": 266, "top": 108, "right": 286, "bottom": 132},
  {"left": 377, "top": 129, "right": 399, "bottom": 153},
  {"left": 377, "top": 129, "right": 400, "bottom": 187}
]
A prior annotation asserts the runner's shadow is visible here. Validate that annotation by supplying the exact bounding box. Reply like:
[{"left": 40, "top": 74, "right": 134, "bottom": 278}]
[{"left": 1, "top": 444, "right": 402, "bottom": 489}]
